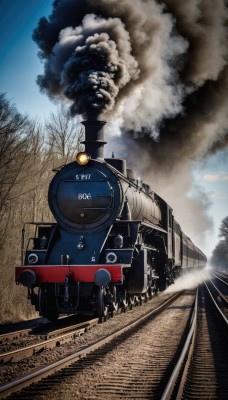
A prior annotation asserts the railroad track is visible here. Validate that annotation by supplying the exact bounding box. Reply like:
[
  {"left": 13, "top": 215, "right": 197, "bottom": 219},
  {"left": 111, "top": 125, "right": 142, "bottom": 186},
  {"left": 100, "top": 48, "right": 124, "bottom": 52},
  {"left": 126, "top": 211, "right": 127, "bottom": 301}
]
[
  {"left": 209, "top": 268, "right": 228, "bottom": 282},
  {"left": 207, "top": 271, "right": 228, "bottom": 319},
  {"left": 0, "top": 293, "right": 189, "bottom": 399},
  {"left": 0, "top": 328, "right": 32, "bottom": 344},
  {"left": 0, "top": 318, "right": 98, "bottom": 364},
  {"left": 0, "top": 314, "right": 91, "bottom": 343},
  {"left": 2, "top": 272, "right": 225, "bottom": 400},
  {"left": 162, "top": 283, "right": 228, "bottom": 399},
  {"left": 0, "top": 289, "right": 163, "bottom": 362},
  {"left": 0, "top": 291, "right": 153, "bottom": 363},
  {"left": 0, "top": 319, "right": 60, "bottom": 345}
]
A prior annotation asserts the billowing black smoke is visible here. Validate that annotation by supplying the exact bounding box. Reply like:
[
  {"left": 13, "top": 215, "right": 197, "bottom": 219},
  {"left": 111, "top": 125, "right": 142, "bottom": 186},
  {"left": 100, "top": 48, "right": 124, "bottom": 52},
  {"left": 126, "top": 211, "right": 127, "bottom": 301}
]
[
  {"left": 33, "top": 0, "right": 228, "bottom": 247},
  {"left": 33, "top": 0, "right": 228, "bottom": 157},
  {"left": 35, "top": 11, "right": 139, "bottom": 118},
  {"left": 33, "top": 0, "right": 188, "bottom": 121}
]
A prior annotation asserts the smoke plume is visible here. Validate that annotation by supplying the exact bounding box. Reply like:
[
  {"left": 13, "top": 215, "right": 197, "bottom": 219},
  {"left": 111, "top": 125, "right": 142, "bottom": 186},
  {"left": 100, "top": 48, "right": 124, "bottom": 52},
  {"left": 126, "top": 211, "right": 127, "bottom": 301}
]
[
  {"left": 34, "top": 0, "right": 228, "bottom": 250},
  {"left": 33, "top": 0, "right": 228, "bottom": 154},
  {"left": 33, "top": 0, "right": 189, "bottom": 120}
]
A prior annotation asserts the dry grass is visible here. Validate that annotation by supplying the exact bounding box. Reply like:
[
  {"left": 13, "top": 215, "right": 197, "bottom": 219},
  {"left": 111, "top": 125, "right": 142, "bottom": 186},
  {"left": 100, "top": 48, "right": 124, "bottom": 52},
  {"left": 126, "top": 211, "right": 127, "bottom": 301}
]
[{"left": 0, "top": 281, "right": 38, "bottom": 324}]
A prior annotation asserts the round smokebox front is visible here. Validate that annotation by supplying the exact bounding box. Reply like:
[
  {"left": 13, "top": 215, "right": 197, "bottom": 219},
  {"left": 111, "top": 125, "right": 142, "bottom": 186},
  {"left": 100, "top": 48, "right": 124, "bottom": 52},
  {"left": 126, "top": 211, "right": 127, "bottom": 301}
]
[{"left": 48, "top": 162, "right": 122, "bottom": 231}]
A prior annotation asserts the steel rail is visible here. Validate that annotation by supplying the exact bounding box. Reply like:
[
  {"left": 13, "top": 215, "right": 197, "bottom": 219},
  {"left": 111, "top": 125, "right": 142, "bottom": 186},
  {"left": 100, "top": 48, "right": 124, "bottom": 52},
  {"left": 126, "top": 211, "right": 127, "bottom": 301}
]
[
  {"left": 0, "top": 291, "right": 182, "bottom": 399},
  {"left": 208, "top": 278, "right": 228, "bottom": 305},
  {"left": 205, "top": 282, "right": 228, "bottom": 326},
  {"left": 0, "top": 315, "right": 74, "bottom": 343},
  {"left": 43, "top": 317, "right": 99, "bottom": 339},
  {"left": 0, "top": 329, "right": 31, "bottom": 343},
  {"left": 161, "top": 281, "right": 228, "bottom": 400},
  {"left": 0, "top": 318, "right": 98, "bottom": 364},
  {"left": 178, "top": 282, "right": 228, "bottom": 399},
  {"left": 209, "top": 271, "right": 228, "bottom": 287},
  {"left": 160, "top": 288, "right": 198, "bottom": 400},
  {"left": 161, "top": 279, "right": 228, "bottom": 400}
]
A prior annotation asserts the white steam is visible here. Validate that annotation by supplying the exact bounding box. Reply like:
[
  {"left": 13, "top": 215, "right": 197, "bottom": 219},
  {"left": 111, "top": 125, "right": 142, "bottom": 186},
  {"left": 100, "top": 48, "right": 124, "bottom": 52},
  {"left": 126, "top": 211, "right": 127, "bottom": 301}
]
[{"left": 166, "top": 268, "right": 211, "bottom": 292}]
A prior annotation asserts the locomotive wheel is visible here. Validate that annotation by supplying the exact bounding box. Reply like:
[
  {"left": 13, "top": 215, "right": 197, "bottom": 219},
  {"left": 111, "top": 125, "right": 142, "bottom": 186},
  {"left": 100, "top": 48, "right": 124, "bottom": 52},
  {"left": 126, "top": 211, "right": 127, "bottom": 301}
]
[
  {"left": 38, "top": 286, "right": 59, "bottom": 322},
  {"left": 110, "top": 285, "right": 118, "bottom": 312},
  {"left": 120, "top": 290, "right": 128, "bottom": 313},
  {"left": 159, "top": 277, "right": 167, "bottom": 292},
  {"left": 154, "top": 281, "right": 159, "bottom": 294},
  {"left": 97, "top": 287, "right": 108, "bottom": 318},
  {"left": 147, "top": 286, "right": 153, "bottom": 299},
  {"left": 127, "top": 295, "right": 136, "bottom": 309},
  {"left": 143, "top": 292, "right": 149, "bottom": 302},
  {"left": 38, "top": 287, "right": 46, "bottom": 317},
  {"left": 46, "top": 305, "right": 59, "bottom": 322},
  {"left": 134, "top": 295, "right": 139, "bottom": 306},
  {"left": 138, "top": 295, "right": 143, "bottom": 306}
]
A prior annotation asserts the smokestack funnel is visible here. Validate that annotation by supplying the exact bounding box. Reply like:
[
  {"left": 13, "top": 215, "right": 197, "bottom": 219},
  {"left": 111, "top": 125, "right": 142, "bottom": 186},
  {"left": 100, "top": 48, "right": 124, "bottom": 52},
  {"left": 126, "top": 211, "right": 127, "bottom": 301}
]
[{"left": 82, "top": 121, "right": 106, "bottom": 160}]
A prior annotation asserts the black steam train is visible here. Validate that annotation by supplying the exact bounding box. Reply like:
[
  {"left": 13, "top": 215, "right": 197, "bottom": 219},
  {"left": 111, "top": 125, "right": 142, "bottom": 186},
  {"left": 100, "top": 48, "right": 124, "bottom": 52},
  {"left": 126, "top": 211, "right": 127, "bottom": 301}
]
[{"left": 15, "top": 121, "right": 207, "bottom": 320}]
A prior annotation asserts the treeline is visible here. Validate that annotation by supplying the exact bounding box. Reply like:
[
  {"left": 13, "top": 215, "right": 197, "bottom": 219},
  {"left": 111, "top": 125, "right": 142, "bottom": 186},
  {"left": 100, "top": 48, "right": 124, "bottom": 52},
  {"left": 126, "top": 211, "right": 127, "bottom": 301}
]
[
  {"left": 210, "top": 216, "right": 228, "bottom": 270},
  {"left": 0, "top": 93, "right": 84, "bottom": 323}
]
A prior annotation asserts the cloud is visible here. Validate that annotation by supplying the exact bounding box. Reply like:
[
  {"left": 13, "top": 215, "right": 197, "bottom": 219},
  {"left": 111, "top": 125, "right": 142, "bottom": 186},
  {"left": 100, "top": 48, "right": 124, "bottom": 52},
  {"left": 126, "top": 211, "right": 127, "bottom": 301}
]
[
  {"left": 203, "top": 172, "right": 228, "bottom": 182},
  {"left": 210, "top": 191, "right": 228, "bottom": 201}
]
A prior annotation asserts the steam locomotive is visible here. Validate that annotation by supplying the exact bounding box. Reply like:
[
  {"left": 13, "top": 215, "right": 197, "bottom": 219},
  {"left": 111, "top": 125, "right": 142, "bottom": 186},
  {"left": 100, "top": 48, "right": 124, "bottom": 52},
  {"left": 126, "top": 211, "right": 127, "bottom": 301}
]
[{"left": 15, "top": 121, "right": 207, "bottom": 320}]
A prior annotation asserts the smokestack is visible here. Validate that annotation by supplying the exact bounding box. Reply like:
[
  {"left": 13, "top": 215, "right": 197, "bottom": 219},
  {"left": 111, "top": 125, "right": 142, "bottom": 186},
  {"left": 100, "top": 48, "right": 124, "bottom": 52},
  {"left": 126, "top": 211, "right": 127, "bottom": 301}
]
[{"left": 82, "top": 121, "right": 107, "bottom": 160}]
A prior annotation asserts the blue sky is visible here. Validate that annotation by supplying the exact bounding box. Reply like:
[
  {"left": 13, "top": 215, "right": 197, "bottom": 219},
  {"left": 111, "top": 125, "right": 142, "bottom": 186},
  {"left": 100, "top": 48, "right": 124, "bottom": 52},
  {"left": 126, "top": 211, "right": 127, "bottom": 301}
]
[
  {"left": 193, "top": 151, "right": 228, "bottom": 255},
  {"left": 0, "top": 0, "right": 227, "bottom": 257},
  {"left": 0, "top": 0, "right": 55, "bottom": 119}
]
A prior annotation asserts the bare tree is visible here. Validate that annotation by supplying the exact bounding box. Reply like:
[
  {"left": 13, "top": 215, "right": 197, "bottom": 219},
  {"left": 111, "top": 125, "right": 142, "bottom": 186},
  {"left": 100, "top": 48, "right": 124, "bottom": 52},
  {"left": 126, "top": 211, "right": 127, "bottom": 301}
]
[
  {"left": 0, "top": 96, "right": 50, "bottom": 322},
  {"left": 211, "top": 215, "right": 228, "bottom": 270},
  {"left": 45, "top": 106, "right": 84, "bottom": 164},
  {"left": 219, "top": 216, "right": 228, "bottom": 241},
  {"left": 0, "top": 93, "right": 28, "bottom": 245},
  {"left": 0, "top": 97, "right": 87, "bottom": 323},
  {"left": 0, "top": 93, "right": 26, "bottom": 136}
]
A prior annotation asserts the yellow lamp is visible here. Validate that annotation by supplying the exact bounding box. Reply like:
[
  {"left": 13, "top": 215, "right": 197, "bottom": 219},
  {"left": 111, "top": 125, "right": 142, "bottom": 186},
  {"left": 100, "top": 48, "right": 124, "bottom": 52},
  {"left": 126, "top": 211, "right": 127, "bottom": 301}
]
[{"left": 76, "top": 152, "right": 91, "bottom": 165}]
